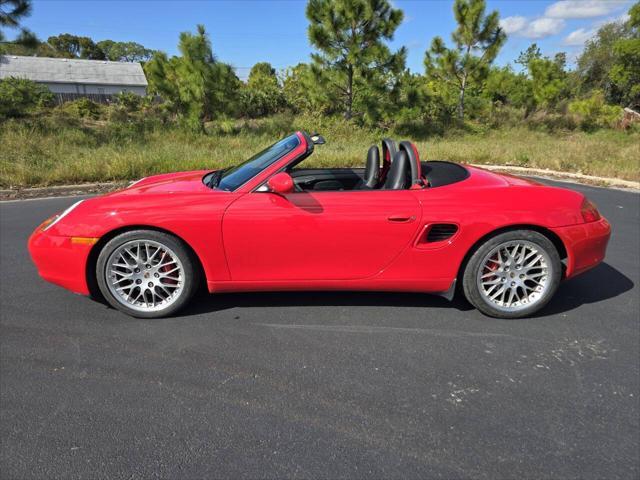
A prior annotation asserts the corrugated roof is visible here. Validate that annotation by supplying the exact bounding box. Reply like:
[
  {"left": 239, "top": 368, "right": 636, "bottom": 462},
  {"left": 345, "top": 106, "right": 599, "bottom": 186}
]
[{"left": 0, "top": 55, "right": 148, "bottom": 86}]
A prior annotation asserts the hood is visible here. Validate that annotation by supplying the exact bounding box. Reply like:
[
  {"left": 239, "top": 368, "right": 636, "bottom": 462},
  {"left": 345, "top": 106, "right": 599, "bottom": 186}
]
[{"left": 110, "top": 170, "right": 214, "bottom": 197}]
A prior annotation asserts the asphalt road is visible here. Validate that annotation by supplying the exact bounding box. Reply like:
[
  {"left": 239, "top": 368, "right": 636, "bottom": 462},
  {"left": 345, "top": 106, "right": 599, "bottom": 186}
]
[{"left": 1, "top": 179, "right": 638, "bottom": 479}]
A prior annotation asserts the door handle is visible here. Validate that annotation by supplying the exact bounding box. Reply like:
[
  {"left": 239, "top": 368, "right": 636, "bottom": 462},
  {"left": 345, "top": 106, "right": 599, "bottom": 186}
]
[{"left": 388, "top": 215, "right": 416, "bottom": 223}]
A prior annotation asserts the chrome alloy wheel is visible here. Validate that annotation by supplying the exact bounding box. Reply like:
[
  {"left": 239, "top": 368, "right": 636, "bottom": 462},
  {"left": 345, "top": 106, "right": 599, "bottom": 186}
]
[
  {"left": 476, "top": 240, "right": 551, "bottom": 312},
  {"left": 105, "top": 240, "right": 184, "bottom": 313}
]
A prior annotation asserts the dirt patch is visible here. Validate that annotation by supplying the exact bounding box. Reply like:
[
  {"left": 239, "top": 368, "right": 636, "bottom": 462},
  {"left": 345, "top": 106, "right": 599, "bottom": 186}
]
[{"left": 0, "top": 182, "right": 127, "bottom": 201}]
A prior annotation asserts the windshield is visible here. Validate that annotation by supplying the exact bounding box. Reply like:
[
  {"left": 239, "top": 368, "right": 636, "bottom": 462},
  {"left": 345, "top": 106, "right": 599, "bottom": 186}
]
[{"left": 212, "top": 134, "right": 300, "bottom": 191}]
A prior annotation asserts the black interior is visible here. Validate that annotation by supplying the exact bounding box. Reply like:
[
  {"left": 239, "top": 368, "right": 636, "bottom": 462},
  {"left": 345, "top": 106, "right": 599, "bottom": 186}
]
[
  {"left": 420, "top": 161, "right": 469, "bottom": 187},
  {"left": 362, "top": 146, "right": 380, "bottom": 189},
  {"left": 383, "top": 151, "right": 410, "bottom": 190},
  {"left": 287, "top": 138, "right": 469, "bottom": 192},
  {"left": 291, "top": 160, "right": 468, "bottom": 192},
  {"left": 398, "top": 141, "right": 422, "bottom": 187},
  {"left": 290, "top": 168, "right": 364, "bottom": 191}
]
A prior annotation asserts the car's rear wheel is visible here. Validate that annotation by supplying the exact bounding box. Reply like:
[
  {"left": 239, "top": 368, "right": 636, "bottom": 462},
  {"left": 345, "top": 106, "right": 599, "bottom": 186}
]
[
  {"left": 96, "top": 230, "right": 199, "bottom": 318},
  {"left": 462, "top": 230, "right": 562, "bottom": 319}
]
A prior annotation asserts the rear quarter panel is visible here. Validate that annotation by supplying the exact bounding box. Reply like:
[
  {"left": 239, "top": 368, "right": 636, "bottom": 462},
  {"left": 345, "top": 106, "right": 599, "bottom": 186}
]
[{"left": 379, "top": 169, "right": 585, "bottom": 290}]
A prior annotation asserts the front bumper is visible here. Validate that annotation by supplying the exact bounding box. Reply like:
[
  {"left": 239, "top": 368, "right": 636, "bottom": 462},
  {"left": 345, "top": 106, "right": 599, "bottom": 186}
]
[
  {"left": 551, "top": 217, "right": 611, "bottom": 279},
  {"left": 28, "top": 230, "right": 95, "bottom": 295}
]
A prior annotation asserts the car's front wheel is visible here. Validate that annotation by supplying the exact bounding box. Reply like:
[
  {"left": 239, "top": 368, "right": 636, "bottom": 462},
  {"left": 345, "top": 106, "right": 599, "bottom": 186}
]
[
  {"left": 462, "top": 230, "right": 562, "bottom": 319},
  {"left": 96, "top": 230, "right": 200, "bottom": 318}
]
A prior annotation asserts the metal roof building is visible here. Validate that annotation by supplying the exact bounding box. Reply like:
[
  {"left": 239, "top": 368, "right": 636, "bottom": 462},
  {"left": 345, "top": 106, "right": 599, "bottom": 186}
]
[{"left": 0, "top": 55, "right": 148, "bottom": 102}]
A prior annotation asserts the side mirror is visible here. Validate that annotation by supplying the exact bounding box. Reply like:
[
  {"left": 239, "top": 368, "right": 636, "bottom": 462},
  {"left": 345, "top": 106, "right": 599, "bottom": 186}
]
[
  {"left": 310, "top": 133, "right": 326, "bottom": 145},
  {"left": 267, "top": 172, "right": 294, "bottom": 195}
]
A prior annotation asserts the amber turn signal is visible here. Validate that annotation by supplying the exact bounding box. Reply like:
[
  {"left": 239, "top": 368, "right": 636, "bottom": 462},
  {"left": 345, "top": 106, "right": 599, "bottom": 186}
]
[
  {"left": 38, "top": 215, "right": 58, "bottom": 231},
  {"left": 70, "top": 237, "right": 99, "bottom": 245}
]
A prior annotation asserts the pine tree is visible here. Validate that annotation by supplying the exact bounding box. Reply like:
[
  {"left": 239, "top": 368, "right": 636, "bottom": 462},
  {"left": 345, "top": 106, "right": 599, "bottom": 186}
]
[
  {"left": 241, "top": 62, "right": 285, "bottom": 117},
  {"left": 306, "top": 0, "right": 406, "bottom": 120},
  {"left": 609, "top": 1, "right": 640, "bottom": 107},
  {"left": 145, "top": 25, "right": 241, "bottom": 131},
  {"left": 0, "top": 0, "right": 36, "bottom": 47},
  {"left": 424, "top": 0, "right": 505, "bottom": 120},
  {"left": 516, "top": 43, "right": 542, "bottom": 69},
  {"left": 528, "top": 57, "right": 569, "bottom": 108}
]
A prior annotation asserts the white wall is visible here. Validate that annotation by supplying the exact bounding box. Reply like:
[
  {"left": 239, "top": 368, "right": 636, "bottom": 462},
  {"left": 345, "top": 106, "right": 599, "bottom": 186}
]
[{"left": 43, "top": 82, "right": 146, "bottom": 96}]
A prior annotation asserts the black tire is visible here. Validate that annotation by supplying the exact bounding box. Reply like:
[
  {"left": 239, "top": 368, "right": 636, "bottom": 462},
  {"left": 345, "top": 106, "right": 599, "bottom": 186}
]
[
  {"left": 96, "top": 230, "right": 200, "bottom": 318},
  {"left": 462, "top": 230, "right": 562, "bottom": 319}
]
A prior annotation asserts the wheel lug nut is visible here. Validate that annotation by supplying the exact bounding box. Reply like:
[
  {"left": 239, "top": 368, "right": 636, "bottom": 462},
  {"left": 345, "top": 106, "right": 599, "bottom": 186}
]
[
  {"left": 148, "top": 282, "right": 154, "bottom": 287},
  {"left": 135, "top": 279, "right": 141, "bottom": 284},
  {"left": 145, "top": 264, "right": 150, "bottom": 269},
  {"left": 135, "top": 268, "right": 140, "bottom": 273},
  {"left": 154, "top": 273, "right": 159, "bottom": 278},
  {"left": 511, "top": 282, "right": 516, "bottom": 286},
  {"left": 520, "top": 274, "right": 525, "bottom": 279}
]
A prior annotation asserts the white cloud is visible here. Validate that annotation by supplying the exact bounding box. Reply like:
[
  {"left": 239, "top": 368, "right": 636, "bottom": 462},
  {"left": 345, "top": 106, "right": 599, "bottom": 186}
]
[
  {"left": 617, "top": 12, "right": 631, "bottom": 22},
  {"left": 501, "top": 16, "right": 565, "bottom": 39},
  {"left": 500, "top": 16, "right": 527, "bottom": 34},
  {"left": 499, "top": 1, "right": 629, "bottom": 41},
  {"left": 523, "top": 18, "right": 566, "bottom": 38},
  {"left": 545, "top": 0, "right": 629, "bottom": 19},
  {"left": 563, "top": 28, "right": 597, "bottom": 45}
]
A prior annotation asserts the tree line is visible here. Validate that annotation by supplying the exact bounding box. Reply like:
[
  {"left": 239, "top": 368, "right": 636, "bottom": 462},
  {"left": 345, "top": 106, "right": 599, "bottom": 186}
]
[
  {"left": 1, "top": 1, "right": 155, "bottom": 61},
  {"left": 1, "top": 0, "right": 639, "bottom": 133}
]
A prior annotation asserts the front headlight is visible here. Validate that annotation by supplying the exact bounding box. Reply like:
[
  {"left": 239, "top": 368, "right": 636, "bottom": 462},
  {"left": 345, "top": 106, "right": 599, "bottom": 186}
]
[{"left": 41, "top": 200, "right": 84, "bottom": 232}]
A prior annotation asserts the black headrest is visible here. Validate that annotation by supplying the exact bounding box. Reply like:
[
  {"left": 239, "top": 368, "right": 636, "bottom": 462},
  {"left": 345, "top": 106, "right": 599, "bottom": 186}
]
[
  {"left": 399, "top": 141, "right": 421, "bottom": 186},
  {"left": 383, "top": 151, "right": 409, "bottom": 190},
  {"left": 364, "top": 145, "right": 380, "bottom": 188},
  {"left": 381, "top": 138, "right": 397, "bottom": 167}
]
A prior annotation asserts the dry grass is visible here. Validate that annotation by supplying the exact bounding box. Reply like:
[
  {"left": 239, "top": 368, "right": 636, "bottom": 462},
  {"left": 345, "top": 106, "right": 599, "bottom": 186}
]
[
  {"left": 418, "top": 129, "right": 640, "bottom": 181},
  {"left": 1, "top": 116, "right": 638, "bottom": 188}
]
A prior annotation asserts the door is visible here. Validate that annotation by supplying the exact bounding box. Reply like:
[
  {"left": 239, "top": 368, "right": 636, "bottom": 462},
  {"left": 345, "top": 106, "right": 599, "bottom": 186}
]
[
  {"left": 290, "top": 168, "right": 364, "bottom": 191},
  {"left": 222, "top": 189, "right": 421, "bottom": 281}
]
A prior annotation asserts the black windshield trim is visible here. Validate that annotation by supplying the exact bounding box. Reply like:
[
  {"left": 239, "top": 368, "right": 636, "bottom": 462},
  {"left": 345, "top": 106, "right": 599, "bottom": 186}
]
[{"left": 210, "top": 133, "right": 300, "bottom": 192}]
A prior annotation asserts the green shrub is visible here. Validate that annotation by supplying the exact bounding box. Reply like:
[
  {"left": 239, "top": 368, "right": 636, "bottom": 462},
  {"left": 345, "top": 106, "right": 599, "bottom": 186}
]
[
  {"left": 0, "top": 77, "right": 54, "bottom": 119},
  {"left": 393, "top": 107, "right": 444, "bottom": 138},
  {"left": 525, "top": 110, "right": 578, "bottom": 132},
  {"left": 113, "top": 91, "right": 145, "bottom": 112},
  {"left": 568, "top": 90, "right": 622, "bottom": 130},
  {"left": 104, "top": 120, "right": 147, "bottom": 143},
  {"left": 207, "top": 117, "right": 240, "bottom": 135},
  {"left": 484, "top": 105, "right": 526, "bottom": 129},
  {"left": 56, "top": 98, "right": 105, "bottom": 119},
  {"left": 239, "top": 86, "right": 285, "bottom": 118}
]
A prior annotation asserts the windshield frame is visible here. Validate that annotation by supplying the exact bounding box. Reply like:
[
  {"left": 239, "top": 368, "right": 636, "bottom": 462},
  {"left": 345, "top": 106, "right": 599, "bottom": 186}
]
[{"left": 209, "top": 133, "right": 302, "bottom": 192}]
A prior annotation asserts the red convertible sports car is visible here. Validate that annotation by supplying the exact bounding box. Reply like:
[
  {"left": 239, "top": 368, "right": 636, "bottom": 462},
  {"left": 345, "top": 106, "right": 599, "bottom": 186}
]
[{"left": 29, "top": 131, "right": 611, "bottom": 319}]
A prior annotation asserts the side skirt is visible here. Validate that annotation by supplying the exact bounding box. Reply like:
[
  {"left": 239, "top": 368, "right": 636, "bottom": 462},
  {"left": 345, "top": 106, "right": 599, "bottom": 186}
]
[{"left": 206, "top": 277, "right": 455, "bottom": 295}]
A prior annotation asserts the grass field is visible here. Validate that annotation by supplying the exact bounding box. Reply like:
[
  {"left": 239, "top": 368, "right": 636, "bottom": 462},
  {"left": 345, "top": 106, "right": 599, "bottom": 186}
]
[{"left": 1, "top": 116, "right": 638, "bottom": 188}]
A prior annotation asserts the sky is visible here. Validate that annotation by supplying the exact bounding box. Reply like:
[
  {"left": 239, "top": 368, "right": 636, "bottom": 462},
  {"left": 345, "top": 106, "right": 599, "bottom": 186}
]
[{"left": 7, "top": 0, "right": 634, "bottom": 78}]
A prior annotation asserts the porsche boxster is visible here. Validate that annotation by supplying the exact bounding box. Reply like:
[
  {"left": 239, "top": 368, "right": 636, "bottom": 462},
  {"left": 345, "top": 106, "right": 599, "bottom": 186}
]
[{"left": 28, "top": 131, "right": 611, "bottom": 319}]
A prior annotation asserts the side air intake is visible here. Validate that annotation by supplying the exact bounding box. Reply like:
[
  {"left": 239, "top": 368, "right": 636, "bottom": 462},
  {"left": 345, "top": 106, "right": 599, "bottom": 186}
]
[{"left": 426, "top": 224, "right": 458, "bottom": 242}]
